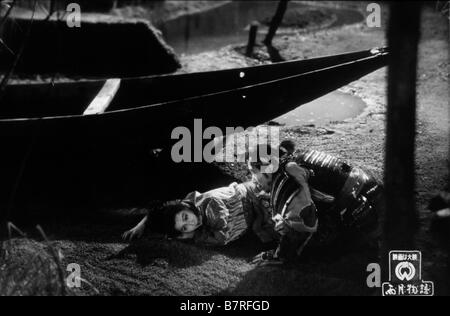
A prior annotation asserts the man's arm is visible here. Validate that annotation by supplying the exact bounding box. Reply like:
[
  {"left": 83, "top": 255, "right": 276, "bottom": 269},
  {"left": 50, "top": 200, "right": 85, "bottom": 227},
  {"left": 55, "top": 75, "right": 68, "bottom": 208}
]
[
  {"left": 285, "top": 162, "right": 312, "bottom": 202},
  {"left": 275, "top": 162, "right": 317, "bottom": 234}
]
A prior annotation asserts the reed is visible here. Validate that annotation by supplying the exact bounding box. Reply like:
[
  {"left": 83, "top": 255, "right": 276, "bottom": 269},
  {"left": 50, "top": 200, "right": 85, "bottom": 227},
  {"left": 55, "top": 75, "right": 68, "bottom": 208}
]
[{"left": 0, "top": 223, "right": 70, "bottom": 296}]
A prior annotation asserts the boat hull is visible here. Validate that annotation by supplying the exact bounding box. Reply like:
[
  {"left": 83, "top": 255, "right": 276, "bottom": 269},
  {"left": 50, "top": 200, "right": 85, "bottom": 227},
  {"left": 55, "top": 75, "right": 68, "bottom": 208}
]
[{"left": 0, "top": 48, "right": 389, "bottom": 219}]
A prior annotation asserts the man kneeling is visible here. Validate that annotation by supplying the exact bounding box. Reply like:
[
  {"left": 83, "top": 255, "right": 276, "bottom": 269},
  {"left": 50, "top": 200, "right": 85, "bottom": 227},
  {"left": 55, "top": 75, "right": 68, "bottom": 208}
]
[{"left": 249, "top": 140, "right": 382, "bottom": 265}]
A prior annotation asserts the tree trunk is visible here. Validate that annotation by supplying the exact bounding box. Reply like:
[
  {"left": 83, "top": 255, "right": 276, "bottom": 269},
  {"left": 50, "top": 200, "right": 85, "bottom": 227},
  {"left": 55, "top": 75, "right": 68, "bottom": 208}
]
[
  {"left": 263, "top": 0, "right": 289, "bottom": 46},
  {"left": 382, "top": 2, "right": 422, "bottom": 274}
]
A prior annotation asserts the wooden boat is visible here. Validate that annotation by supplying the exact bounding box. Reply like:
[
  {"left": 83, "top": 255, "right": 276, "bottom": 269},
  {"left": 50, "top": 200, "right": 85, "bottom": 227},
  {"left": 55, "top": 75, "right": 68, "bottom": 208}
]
[
  {"left": 1, "top": 47, "right": 388, "bottom": 145},
  {"left": 0, "top": 47, "right": 388, "bottom": 217}
]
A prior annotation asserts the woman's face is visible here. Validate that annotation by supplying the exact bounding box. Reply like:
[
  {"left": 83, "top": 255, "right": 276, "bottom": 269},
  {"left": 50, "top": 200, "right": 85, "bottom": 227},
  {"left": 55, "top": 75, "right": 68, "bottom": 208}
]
[
  {"left": 257, "top": 173, "right": 273, "bottom": 192},
  {"left": 174, "top": 209, "right": 201, "bottom": 234}
]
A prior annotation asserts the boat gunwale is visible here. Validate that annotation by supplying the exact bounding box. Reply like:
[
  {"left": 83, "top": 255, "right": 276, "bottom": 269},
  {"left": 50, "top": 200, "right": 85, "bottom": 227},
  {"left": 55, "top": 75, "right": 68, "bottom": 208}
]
[
  {"left": 0, "top": 48, "right": 388, "bottom": 123},
  {"left": 3, "top": 47, "right": 379, "bottom": 87}
]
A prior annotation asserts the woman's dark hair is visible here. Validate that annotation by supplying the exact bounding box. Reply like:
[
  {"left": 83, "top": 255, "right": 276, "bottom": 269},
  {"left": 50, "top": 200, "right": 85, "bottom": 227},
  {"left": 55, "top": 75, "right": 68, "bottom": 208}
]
[{"left": 147, "top": 200, "right": 200, "bottom": 238}]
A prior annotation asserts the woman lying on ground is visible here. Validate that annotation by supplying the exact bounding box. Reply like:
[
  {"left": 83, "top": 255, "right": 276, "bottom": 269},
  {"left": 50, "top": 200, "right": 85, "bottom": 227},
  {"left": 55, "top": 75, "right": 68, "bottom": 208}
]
[
  {"left": 123, "top": 140, "right": 382, "bottom": 266},
  {"left": 121, "top": 139, "right": 320, "bottom": 251},
  {"left": 122, "top": 169, "right": 279, "bottom": 246}
]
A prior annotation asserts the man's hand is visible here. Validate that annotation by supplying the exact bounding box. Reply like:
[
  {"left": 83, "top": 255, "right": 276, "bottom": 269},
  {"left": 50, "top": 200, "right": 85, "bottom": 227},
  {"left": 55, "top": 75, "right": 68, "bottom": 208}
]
[
  {"left": 251, "top": 250, "right": 284, "bottom": 266},
  {"left": 273, "top": 214, "right": 289, "bottom": 235}
]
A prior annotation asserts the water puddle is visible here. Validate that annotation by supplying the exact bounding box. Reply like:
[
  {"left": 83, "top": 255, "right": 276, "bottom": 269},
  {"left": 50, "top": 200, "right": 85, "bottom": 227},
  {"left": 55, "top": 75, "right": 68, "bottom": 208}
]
[{"left": 273, "top": 91, "right": 366, "bottom": 126}]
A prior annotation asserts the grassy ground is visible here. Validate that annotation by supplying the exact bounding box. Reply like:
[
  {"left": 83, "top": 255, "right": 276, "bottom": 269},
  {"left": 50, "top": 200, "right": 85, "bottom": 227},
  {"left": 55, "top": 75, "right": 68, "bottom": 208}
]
[
  {"left": 0, "top": 237, "right": 69, "bottom": 296},
  {"left": 1, "top": 2, "right": 448, "bottom": 296}
]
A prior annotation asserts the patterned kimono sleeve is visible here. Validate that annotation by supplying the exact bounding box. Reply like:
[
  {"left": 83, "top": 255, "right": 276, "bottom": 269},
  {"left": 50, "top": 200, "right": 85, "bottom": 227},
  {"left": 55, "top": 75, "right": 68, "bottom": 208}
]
[
  {"left": 195, "top": 198, "right": 230, "bottom": 246},
  {"left": 184, "top": 191, "right": 201, "bottom": 204}
]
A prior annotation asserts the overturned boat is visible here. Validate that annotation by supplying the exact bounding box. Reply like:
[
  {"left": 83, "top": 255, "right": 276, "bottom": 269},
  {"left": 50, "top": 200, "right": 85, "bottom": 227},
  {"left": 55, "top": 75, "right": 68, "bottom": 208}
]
[{"left": 0, "top": 47, "right": 388, "bottom": 218}]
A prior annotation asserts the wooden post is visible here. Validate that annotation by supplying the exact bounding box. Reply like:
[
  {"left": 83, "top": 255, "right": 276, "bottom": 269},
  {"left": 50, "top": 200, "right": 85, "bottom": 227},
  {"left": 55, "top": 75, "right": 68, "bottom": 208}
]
[
  {"left": 46, "top": 0, "right": 56, "bottom": 20},
  {"left": 382, "top": 2, "right": 422, "bottom": 273},
  {"left": 264, "top": 0, "right": 289, "bottom": 47},
  {"left": 246, "top": 22, "right": 259, "bottom": 57}
]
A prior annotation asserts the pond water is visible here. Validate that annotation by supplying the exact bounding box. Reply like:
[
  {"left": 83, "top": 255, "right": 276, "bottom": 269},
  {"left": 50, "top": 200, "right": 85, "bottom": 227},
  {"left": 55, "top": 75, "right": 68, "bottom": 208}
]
[{"left": 158, "top": 1, "right": 364, "bottom": 55}]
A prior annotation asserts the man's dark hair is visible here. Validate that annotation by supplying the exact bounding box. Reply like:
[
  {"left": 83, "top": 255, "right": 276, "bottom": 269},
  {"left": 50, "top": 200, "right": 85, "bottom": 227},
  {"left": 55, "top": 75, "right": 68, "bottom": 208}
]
[
  {"left": 248, "top": 139, "right": 296, "bottom": 170},
  {"left": 279, "top": 139, "right": 296, "bottom": 156}
]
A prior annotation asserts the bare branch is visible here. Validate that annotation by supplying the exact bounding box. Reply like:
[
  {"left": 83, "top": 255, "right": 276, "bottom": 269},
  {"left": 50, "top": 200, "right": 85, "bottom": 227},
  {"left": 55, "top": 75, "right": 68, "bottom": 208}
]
[
  {"left": 0, "top": 0, "right": 37, "bottom": 98},
  {"left": 0, "top": 37, "right": 13, "bottom": 55},
  {"left": 7, "top": 222, "right": 26, "bottom": 239},
  {"left": 36, "top": 225, "right": 68, "bottom": 296},
  {"left": 0, "top": 0, "right": 16, "bottom": 30}
]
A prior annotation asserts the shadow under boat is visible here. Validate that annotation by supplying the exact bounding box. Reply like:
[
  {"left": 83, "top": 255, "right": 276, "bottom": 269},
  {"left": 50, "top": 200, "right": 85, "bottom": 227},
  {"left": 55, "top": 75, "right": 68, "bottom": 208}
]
[{"left": 0, "top": 47, "right": 389, "bottom": 221}]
